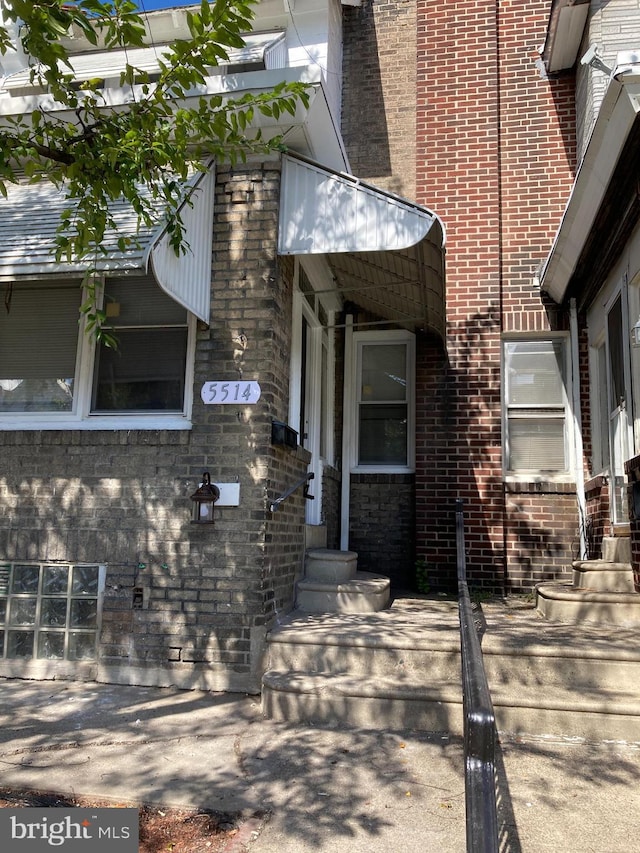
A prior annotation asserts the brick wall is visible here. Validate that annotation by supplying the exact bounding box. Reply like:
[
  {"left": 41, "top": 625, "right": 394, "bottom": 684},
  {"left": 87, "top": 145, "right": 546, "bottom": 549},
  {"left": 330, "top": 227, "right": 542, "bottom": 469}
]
[
  {"left": 504, "top": 484, "right": 578, "bottom": 591},
  {"left": 342, "top": 0, "right": 417, "bottom": 199},
  {"left": 585, "top": 475, "right": 610, "bottom": 559},
  {"left": 349, "top": 474, "right": 416, "bottom": 589},
  {"left": 0, "top": 160, "right": 308, "bottom": 692},
  {"left": 413, "top": 0, "right": 579, "bottom": 591}
]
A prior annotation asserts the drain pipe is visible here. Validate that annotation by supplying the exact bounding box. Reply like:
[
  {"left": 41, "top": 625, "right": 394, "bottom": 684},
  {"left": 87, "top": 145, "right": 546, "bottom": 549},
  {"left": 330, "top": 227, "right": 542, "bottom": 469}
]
[
  {"left": 570, "top": 298, "right": 587, "bottom": 559},
  {"left": 340, "top": 315, "right": 354, "bottom": 550}
]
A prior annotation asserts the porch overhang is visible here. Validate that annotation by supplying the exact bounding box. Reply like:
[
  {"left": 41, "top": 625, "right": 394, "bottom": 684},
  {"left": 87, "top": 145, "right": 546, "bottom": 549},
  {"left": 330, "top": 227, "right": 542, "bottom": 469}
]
[
  {"left": 0, "top": 168, "right": 215, "bottom": 322},
  {"left": 539, "top": 67, "right": 640, "bottom": 307},
  {"left": 278, "top": 154, "right": 446, "bottom": 339}
]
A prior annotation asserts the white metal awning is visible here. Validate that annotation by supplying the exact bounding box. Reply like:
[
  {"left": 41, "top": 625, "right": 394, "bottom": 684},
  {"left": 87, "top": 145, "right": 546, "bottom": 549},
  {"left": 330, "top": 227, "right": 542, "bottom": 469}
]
[
  {"left": 2, "top": 31, "right": 286, "bottom": 95},
  {"left": 278, "top": 154, "right": 446, "bottom": 337},
  {"left": 0, "top": 169, "right": 215, "bottom": 322},
  {"left": 539, "top": 68, "right": 640, "bottom": 303}
]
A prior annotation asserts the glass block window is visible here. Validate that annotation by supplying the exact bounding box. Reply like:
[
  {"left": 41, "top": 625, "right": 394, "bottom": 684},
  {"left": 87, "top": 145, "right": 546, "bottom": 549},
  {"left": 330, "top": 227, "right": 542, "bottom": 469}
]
[{"left": 0, "top": 563, "right": 104, "bottom": 661}]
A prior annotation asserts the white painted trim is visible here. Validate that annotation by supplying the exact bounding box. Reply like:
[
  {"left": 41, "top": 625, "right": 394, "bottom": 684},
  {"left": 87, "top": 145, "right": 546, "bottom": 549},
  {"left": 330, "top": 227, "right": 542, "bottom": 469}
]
[
  {"left": 570, "top": 299, "right": 587, "bottom": 559},
  {"left": 349, "top": 329, "right": 416, "bottom": 474},
  {"left": 340, "top": 315, "right": 354, "bottom": 551}
]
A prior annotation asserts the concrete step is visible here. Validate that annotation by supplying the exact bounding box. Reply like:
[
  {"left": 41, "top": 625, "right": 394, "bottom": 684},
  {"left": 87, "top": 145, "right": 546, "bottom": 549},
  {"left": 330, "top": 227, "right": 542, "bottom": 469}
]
[
  {"left": 304, "top": 548, "right": 357, "bottom": 583},
  {"left": 267, "top": 613, "right": 461, "bottom": 679},
  {"left": 572, "top": 560, "right": 635, "bottom": 592},
  {"left": 490, "top": 683, "right": 640, "bottom": 741},
  {"left": 602, "top": 534, "right": 631, "bottom": 562},
  {"left": 262, "top": 597, "right": 640, "bottom": 741},
  {"left": 296, "top": 571, "right": 390, "bottom": 613},
  {"left": 262, "top": 670, "right": 640, "bottom": 741},
  {"left": 262, "top": 670, "right": 463, "bottom": 732},
  {"left": 536, "top": 583, "right": 640, "bottom": 627}
]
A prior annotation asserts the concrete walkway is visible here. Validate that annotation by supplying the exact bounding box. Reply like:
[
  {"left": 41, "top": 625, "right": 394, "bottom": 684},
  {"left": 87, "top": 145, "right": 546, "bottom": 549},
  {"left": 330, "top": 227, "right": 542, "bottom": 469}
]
[{"left": 0, "top": 678, "right": 639, "bottom": 852}]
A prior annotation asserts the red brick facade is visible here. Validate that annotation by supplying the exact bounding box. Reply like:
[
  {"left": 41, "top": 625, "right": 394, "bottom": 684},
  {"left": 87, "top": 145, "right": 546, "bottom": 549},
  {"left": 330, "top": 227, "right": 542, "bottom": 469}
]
[
  {"left": 414, "top": 0, "right": 580, "bottom": 590},
  {"left": 344, "top": 1, "right": 583, "bottom": 591}
]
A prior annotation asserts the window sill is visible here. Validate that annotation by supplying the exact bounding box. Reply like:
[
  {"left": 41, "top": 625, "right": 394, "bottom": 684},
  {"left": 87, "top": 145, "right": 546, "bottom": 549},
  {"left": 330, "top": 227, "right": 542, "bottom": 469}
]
[
  {"left": 0, "top": 415, "right": 192, "bottom": 431},
  {"left": 351, "top": 465, "right": 415, "bottom": 475}
]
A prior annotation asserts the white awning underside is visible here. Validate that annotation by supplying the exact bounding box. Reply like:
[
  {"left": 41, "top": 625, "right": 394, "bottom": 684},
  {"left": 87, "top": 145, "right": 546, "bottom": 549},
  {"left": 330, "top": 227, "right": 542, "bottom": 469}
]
[
  {"left": 0, "top": 170, "right": 215, "bottom": 321},
  {"left": 279, "top": 155, "right": 445, "bottom": 337}
]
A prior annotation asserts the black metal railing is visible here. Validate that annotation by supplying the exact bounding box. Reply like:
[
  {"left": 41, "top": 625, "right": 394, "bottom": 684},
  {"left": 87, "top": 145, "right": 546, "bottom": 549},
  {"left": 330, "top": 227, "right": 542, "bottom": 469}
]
[
  {"left": 269, "top": 472, "right": 314, "bottom": 513},
  {"left": 456, "top": 498, "right": 499, "bottom": 853}
]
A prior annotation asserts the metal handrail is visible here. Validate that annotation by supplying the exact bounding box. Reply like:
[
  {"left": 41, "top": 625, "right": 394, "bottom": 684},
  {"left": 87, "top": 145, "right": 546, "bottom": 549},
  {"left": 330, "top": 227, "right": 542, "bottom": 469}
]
[
  {"left": 269, "top": 472, "right": 314, "bottom": 512},
  {"left": 456, "top": 498, "right": 499, "bottom": 853}
]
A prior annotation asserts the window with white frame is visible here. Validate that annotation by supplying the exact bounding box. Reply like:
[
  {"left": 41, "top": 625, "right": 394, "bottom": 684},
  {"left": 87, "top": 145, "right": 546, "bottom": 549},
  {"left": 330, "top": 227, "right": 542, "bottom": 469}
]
[
  {"left": 0, "top": 274, "right": 194, "bottom": 427},
  {"left": 503, "top": 337, "right": 571, "bottom": 474},
  {"left": 353, "top": 330, "right": 415, "bottom": 470},
  {"left": 0, "top": 562, "right": 105, "bottom": 661}
]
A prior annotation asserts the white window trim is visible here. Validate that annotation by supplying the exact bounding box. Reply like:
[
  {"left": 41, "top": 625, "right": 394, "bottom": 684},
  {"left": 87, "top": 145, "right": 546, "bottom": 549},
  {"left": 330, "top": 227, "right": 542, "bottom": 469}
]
[
  {"left": 0, "top": 278, "right": 196, "bottom": 431},
  {"left": 289, "top": 260, "right": 337, "bottom": 468},
  {"left": 502, "top": 332, "right": 575, "bottom": 483},
  {"left": 348, "top": 328, "right": 416, "bottom": 474}
]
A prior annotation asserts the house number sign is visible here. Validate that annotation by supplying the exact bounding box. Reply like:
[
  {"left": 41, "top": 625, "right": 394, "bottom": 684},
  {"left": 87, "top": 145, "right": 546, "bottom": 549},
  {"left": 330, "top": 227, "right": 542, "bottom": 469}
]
[{"left": 201, "top": 381, "right": 261, "bottom": 404}]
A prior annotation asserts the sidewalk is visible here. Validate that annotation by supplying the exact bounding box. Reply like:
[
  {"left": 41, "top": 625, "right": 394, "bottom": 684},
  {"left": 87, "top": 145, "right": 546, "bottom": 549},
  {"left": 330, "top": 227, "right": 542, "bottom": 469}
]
[{"left": 0, "top": 677, "right": 639, "bottom": 852}]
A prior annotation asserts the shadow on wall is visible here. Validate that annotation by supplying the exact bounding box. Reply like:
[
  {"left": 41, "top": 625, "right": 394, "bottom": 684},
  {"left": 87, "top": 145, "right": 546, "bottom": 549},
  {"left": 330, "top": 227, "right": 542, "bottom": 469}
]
[
  {"left": 341, "top": 0, "right": 392, "bottom": 180},
  {"left": 417, "top": 306, "right": 578, "bottom": 593}
]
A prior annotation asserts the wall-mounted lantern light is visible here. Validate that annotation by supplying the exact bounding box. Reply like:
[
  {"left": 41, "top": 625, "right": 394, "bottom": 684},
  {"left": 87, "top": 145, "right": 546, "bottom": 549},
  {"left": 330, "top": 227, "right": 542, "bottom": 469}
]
[{"left": 190, "top": 472, "right": 220, "bottom": 524}]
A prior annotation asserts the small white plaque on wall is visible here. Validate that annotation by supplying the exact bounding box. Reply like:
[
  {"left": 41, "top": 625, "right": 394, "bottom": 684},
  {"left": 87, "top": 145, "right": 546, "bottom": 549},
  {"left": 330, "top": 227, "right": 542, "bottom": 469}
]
[
  {"left": 214, "top": 483, "right": 240, "bottom": 506},
  {"left": 201, "top": 381, "right": 261, "bottom": 404}
]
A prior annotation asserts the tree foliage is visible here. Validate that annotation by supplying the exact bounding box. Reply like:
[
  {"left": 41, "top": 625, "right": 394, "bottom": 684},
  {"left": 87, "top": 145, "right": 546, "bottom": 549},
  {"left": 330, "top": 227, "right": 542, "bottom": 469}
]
[{"left": 0, "top": 1, "right": 309, "bottom": 339}]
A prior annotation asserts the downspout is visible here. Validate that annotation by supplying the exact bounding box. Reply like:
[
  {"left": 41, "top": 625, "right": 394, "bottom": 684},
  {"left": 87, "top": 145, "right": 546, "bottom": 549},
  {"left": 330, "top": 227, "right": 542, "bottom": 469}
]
[
  {"left": 570, "top": 298, "right": 587, "bottom": 559},
  {"left": 340, "top": 315, "right": 354, "bottom": 550}
]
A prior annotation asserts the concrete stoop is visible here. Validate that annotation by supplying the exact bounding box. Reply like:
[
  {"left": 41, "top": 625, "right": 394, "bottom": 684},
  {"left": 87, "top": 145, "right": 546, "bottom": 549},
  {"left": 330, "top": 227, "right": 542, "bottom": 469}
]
[
  {"left": 296, "top": 549, "right": 391, "bottom": 613},
  {"left": 262, "top": 597, "right": 640, "bottom": 742},
  {"left": 536, "top": 537, "right": 640, "bottom": 627}
]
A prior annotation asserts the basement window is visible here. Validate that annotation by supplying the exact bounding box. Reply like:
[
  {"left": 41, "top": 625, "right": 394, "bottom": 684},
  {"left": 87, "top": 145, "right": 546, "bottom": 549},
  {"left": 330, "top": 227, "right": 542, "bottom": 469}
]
[{"left": 0, "top": 563, "right": 105, "bottom": 661}]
